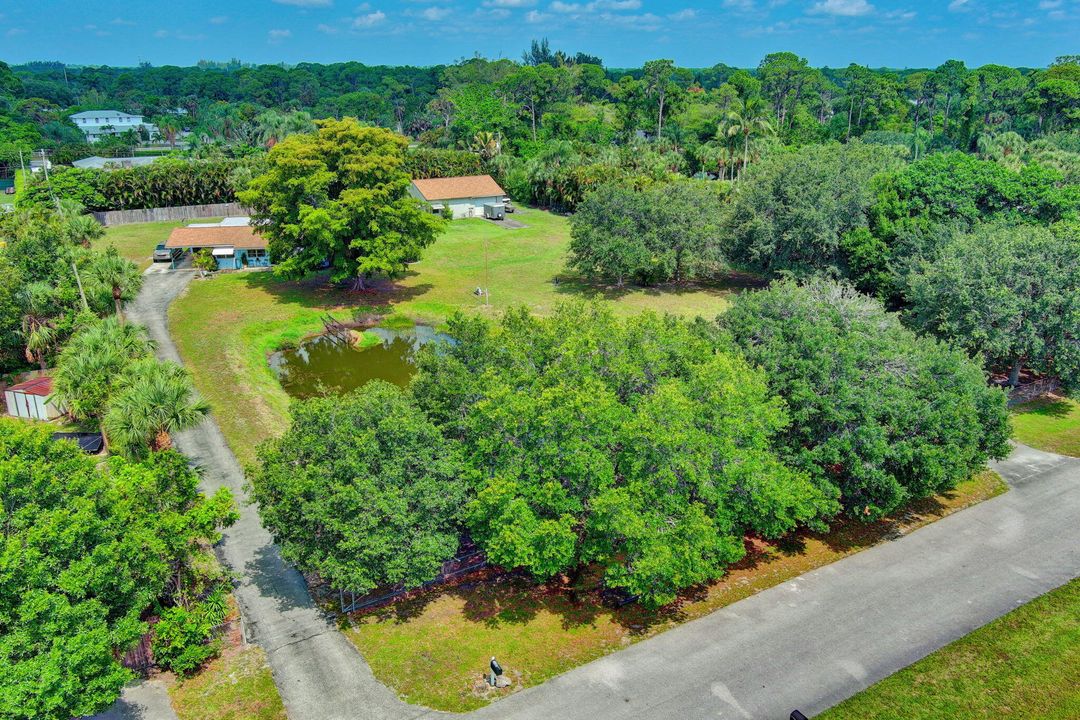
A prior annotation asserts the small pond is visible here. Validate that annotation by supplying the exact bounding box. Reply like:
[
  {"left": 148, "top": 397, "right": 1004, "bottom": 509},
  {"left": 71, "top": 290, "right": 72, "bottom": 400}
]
[{"left": 268, "top": 325, "right": 450, "bottom": 399}]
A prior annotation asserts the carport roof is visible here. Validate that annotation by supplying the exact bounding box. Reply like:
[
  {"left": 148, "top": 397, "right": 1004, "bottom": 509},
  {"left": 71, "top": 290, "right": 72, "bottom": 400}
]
[{"left": 165, "top": 225, "right": 267, "bottom": 250}]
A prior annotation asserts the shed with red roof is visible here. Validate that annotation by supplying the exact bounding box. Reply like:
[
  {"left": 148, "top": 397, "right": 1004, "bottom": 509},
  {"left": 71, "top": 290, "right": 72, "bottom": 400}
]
[{"left": 4, "top": 375, "right": 63, "bottom": 421}]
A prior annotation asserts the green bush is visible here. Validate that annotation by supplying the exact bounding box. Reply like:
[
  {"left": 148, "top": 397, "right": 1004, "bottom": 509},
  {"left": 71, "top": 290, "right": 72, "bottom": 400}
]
[{"left": 152, "top": 588, "right": 229, "bottom": 677}]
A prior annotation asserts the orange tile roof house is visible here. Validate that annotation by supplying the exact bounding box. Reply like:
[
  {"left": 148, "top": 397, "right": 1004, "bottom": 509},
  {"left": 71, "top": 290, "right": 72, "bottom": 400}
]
[
  {"left": 165, "top": 220, "right": 271, "bottom": 270},
  {"left": 408, "top": 175, "right": 507, "bottom": 219}
]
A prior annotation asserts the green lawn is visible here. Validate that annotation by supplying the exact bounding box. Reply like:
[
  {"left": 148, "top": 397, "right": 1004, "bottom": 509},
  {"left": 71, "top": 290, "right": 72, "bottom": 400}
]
[
  {"left": 390, "top": 208, "right": 742, "bottom": 323},
  {"left": 169, "top": 208, "right": 744, "bottom": 465},
  {"left": 169, "top": 646, "right": 286, "bottom": 720},
  {"left": 819, "top": 578, "right": 1080, "bottom": 720},
  {"left": 343, "top": 471, "right": 1007, "bottom": 712},
  {"left": 97, "top": 217, "right": 222, "bottom": 270},
  {"left": 1011, "top": 396, "right": 1080, "bottom": 457}
]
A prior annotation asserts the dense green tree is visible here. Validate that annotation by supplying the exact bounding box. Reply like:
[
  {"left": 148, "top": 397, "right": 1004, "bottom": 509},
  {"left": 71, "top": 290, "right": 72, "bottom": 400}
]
[
  {"left": 239, "top": 118, "right": 445, "bottom": 289},
  {"left": 501, "top": 64, "right": 571, "bottom": 141},
  {"left": 905, "top": 223, "right": 1080, "bottom": 389},
  {"left": 0, "top": 420, "right": 235, "bottom": 720},
  {"left": 862, "top": 153, "right": 1080, "bottom": 294},
  {"left": 251, "top": 382, "right": 466, "bottom": 595},
  {"left": 722, "top": 142, "right": 905, "bottom": 279},
  {"left": 721, "top": 279, "right": 1011, "bottom": 520},
  {"left": 413, "top": 304, "right": 835, "bottom": 606},
  {"left": 568, "top": 180, "right": 726, "bottom": 286}
]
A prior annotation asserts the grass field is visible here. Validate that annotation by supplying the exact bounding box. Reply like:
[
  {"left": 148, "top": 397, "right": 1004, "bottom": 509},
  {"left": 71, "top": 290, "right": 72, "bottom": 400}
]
[
  {"left": 344, "top": 471, "right": 1007, "bottom": 712},
  {"left": 169, "top": 209, "right": 744, "bottom": 465},
  {"left": 1011, "top": 395, "right": 1080, "bottom": 457},
  {"left": 98, "top": 218, "right": 222, "bottom": 270},
  {"left": 819, "top": 578, "right": 1080, "bottom": 720},
  {"left": 169, "top": 646, "right": 285, "bottom": 720}
]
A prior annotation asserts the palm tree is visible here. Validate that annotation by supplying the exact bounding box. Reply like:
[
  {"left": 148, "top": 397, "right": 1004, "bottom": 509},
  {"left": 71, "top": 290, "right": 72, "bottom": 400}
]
[
  {"left": 724, "top": 97, "right": 775, "bottom": 180},
  {"left": 66, "top": 214, "right": 105, "bottom": 248},
  {"left": 103, "top": 359, "right": 209, "bottom": 457},
  {"left": 86, "top": 246, "right": 143, "bottom": 324},
  {"left": 19, "top": 283, "right": 57, "bottom": 374},
  {"left": 155, "top": 115, "right": 184, "bottom": 148},
  {"left": 51, "top": 317, "right": 152, "bottom": 422},
  {"left": 469, "top": 131, "right": 502, "bottom": 161}
]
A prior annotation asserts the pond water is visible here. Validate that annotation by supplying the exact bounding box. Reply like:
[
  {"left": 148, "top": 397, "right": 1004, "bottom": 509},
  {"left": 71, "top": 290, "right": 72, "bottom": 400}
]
[{"left": 268, "top": 325, "right": 450, "bottom": 399}]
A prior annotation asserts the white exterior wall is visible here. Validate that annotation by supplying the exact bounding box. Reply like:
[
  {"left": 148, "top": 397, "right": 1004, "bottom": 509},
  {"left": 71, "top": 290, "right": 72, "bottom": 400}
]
[
  {"left": 4, "top": 391, "right": 60, "bottom": 420},
  {"left": 443, "top": 196, "right": 506, "bottom": 219},
  {"left": 407, "top": 186, "right": 505, "bottom": 219}
]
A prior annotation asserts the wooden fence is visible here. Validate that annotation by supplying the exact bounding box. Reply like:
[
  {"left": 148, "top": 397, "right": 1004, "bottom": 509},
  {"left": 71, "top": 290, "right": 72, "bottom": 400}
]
[
  {"left": 1007, "top": 376, "right": 1061, "bottom": 406},
  {"left": 92, "top": 202, "right": 246, "bottom": 226}
]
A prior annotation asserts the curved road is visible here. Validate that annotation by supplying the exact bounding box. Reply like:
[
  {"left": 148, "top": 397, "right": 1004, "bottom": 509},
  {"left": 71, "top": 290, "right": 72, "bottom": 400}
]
[{"left": 101, "top": 268, "right": 1080, "bottom": 720}]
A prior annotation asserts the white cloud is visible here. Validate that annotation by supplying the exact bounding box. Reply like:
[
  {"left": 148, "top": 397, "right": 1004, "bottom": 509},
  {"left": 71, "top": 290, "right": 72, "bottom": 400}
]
[
  {"left": 154, "top": 29, "right": 207, "bottom": 41},
  {"left": 1038, "top": 0, "right": 1061, "bottom": 8},
  {"left": 111, "top": 17, "right": 136, "bottom": 26},
  {"left": 550, "top": 0, "right": 640, "bottom": 12},
  {"left": 352, "top": 10, "right": 387, "bottom": 27},
  {"left": 317, "top": 22, "right": 341, "bottom": 33},
  {"left": 484, "top": 0, "right": 535, "bottom": 5},
  {"left": 809, "top": 0, "right": 874, "bottom": 16},
  {"left": 209, "top": 15, "right": 230, "bottom": 24},
  {"left": 273, "top": 0, "right": 333, "bottom": 6},
  {"left": 882, "top": 8, "right": 915, "bottom": 21},
  {"left": 5, "top": 27, "right": 26, "bottom": 37},
  {"left": 948, "top": 0, "right": 971, "bottom": 11},
  {"left": 668, "top": 8, "right": 696, "bottom": 20},
  {"left": 600, "top": 11, "right": 662, "bottom": 29},
  {"left": 421, "top": 6, "right": 452, "bottom": 19},
  {"left": 526, "top": 9, "right": 551, "bottom": 21},
  {"left": 268, "top": 28, "right": 292, "bottom": 41},
  {"left": 723, "top": 0, "right": 754, "bottom": 9}
]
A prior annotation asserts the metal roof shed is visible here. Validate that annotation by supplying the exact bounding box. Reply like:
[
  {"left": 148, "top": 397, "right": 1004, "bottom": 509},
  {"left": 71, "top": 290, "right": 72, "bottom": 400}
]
[{"left": 4, "top": 376, "right": 63, "bottom": 421}]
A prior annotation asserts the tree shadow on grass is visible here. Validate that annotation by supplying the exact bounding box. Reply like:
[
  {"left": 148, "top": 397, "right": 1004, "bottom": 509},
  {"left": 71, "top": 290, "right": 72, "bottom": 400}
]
[
  {"left": 232, "top": 269, "right": 435, "bottom": 324},
  {"left": 1013, "top": 397, "right": 1074, "bottom": 419},
  {"left": 550, "top": 271, "right": 765, "bottom": 307}
]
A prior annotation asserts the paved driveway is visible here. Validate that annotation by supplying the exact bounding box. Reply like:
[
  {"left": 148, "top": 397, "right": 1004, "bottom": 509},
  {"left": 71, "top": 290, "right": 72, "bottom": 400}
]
[
  {"left": 124, "top": 271, "right": 419, "bottom": 720},
  {"left": 98, "top": 272, "right": 1080, "bottom": 720}
]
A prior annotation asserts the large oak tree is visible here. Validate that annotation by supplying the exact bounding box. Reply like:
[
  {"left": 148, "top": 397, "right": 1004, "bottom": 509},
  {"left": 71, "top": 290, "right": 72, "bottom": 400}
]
[{"left": 239, "top": 118, "right": 445, "bottom": 289}]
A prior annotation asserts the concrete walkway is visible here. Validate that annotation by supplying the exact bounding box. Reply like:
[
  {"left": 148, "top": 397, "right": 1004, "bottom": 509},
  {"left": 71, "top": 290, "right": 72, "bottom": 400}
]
[{"left": 101, "top": 270, "right": 1079, "bottom": 720}]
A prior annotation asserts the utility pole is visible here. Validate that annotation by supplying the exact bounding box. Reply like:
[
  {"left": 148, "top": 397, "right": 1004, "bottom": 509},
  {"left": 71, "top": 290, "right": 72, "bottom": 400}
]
[
  {"left": 40, "top": 149, "right": 59, "bottom": 210},
  {"left": 72, "top": 262, "right": 89, "bottom": 311}
]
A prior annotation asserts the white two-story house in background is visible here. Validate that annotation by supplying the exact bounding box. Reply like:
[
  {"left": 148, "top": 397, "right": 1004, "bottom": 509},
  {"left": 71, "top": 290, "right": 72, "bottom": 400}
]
[{"left": 69, "top": 110, "right": 157, "bottom": 143}]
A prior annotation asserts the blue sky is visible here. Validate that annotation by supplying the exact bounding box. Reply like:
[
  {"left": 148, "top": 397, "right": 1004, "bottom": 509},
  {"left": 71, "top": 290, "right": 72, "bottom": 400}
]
[{"left": 1, "top": 0, "right": 1077, "bottom": 69}]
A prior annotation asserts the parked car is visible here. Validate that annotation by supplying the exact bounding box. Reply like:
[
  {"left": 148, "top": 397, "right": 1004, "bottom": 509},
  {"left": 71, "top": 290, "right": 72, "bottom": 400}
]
[{"left": 153, "top": 243, "right": 180, "bottom": 262}]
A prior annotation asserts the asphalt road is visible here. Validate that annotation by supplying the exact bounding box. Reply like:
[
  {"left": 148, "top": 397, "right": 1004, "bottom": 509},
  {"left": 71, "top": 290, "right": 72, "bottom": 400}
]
[
  {"left": 97, "top": 269, "right": 1079, "bottom": 720},
  {"left": 464, "top": 443, "right": 1080, "bottom": 720}
]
